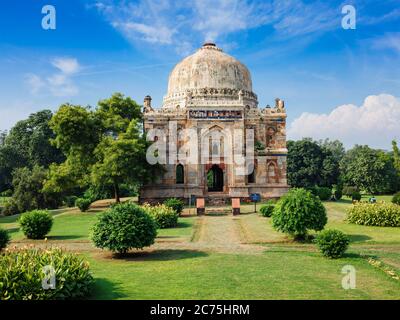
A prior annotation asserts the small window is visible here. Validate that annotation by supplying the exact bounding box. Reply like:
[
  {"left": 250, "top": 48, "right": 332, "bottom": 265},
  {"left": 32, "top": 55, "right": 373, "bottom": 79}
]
[{"left": 176, "top": 164, "right": 184, "bottom": 184}]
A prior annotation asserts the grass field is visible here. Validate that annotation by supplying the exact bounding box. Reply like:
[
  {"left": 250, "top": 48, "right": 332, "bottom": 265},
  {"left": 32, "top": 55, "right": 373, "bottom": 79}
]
[{"left": 1, "top": 196, "right": 399, "bottom": 300}]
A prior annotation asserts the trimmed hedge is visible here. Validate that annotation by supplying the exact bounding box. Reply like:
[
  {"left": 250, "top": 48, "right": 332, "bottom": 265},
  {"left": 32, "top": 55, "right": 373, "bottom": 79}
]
[
  {"left": 19, "top": 210, "right": 53, "bottom": 239},
  {"left": 0, "top": 227, "right": 10, "bottom": 250},
  {"left": 164, "top": 198, "right": 184, "bottom": 215},
  {"left": 0, "top": 247, "right": 93, "bottom": 300},
  {"left": 315, "top": 229, "right": 349, "bottom": 259},
  {"left": 143, "top": 203, "right": 179, "bottom": 228},
  {"left": 259, "top": 204, "right": 274, "bottom": 217},
  {"left": 91, "top": 202, "right": 157, "bottom": 254},
  {"left": 347, "top": 202, "right": 400, "bottom": 227}
]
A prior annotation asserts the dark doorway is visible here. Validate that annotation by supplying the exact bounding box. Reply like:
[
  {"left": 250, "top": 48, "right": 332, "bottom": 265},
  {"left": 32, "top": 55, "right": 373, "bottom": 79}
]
[{"left": 207, "top": 165, "right": 224, "bottom": 192}]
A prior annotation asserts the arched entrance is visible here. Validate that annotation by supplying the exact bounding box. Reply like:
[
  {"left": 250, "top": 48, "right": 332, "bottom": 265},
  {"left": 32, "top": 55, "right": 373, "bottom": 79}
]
[{"left": 207, "top": 165, "right": 224, "bottom": 192}]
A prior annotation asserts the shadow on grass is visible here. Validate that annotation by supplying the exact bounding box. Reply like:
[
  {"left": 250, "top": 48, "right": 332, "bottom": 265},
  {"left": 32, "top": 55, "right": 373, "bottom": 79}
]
[
  {"left": 47, "top": 235, "right": 86, "bottom": 240},
  {"left": 91, "top": 278, "right": 128, "bottom": 300},
  {"left": 348, "top": 234, "right": 372, "bottom": 243},
  {"left": 114, "top": 249, "right": 208, "bottom": 262},
  {"left": 6, "top": 227, "right": 20, "bottom": 235}
]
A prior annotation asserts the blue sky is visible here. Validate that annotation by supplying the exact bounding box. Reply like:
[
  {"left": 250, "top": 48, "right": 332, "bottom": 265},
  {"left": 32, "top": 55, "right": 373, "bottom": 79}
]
[{"left": 0, "top": 0, "right": 399, "bottom": 149}]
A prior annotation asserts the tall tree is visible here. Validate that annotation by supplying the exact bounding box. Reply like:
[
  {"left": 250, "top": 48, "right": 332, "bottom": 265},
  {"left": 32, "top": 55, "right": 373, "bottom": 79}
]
[
  {"left": 0, "top": 110, "right": 64, "bottom": 192},
  {"left": 340, "top": 145, "right": 398, "bottom": 194},
  {"left": 392, "top": 140, "right": 400, "bottom": 174},
  {"left": 45, "top": 93, "right": 159, "bottom": 202},
  {"left": 287, "top": 138, "right": 340, "bottom": 188}
]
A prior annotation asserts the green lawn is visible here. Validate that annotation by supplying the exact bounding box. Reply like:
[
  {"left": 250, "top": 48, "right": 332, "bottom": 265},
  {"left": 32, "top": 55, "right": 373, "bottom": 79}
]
[
  {"left": 89, "top": 249, "right": 400, "bottom": 300},
  {"left": 0, "top": 197, "right": 399, "bottom": 300}
]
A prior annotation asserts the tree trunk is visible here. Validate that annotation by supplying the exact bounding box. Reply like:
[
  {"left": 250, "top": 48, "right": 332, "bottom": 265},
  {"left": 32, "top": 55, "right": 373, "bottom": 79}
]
[{"left": 114, "top": 181, "right": 120, "bottom": 203}]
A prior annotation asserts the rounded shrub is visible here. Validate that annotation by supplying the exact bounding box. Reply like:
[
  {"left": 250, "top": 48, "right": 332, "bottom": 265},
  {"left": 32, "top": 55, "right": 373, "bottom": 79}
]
[
  {"left": 315, "top": 229, "right": 350, "bottom": 259},
  {"left": 91, "top": 202, "right": 157, "bottom": 254},
  {"left": 272, "top": 188, "right": 327, "bottom": 239},
  {"left": 75, "top": 198, "right": 92, "bottom": 212},
  {"left": 351, "top": 191, "right": 362, "bottom": 201},
  {"left": 163, "top": 198, "right": 184, "bottom": 215},
  {"left": 347, "top": 202, "right": 400, "bottom": 227},
  {"left": 333, "top": 188, "right": 342, "bottom": 201},
  {"left": 19, "top": 210, "right": 53, "bottom": 239},
  {"left": 143, "top": 203, "right": 179, "bottom": 228},
  {"left": 317, "top": 187, "right": 332, "bottom": 201},
  {"left": 0, "top": 228, "right": 10, "bottom": 250},
  {"left": 392, "top": 192, "right": 400, "bottom": 205},
  {"left": 259, "top": 204, "right": 275, "bottom": 217},
  {"left": 0, "top": 247, "right": 93, "bottom": 300}
]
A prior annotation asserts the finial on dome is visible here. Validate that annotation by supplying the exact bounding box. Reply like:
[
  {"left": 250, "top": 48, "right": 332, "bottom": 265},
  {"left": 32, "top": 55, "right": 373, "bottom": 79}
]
[{"left": 203, "top": 42, "right": 216, "bottom": 47}]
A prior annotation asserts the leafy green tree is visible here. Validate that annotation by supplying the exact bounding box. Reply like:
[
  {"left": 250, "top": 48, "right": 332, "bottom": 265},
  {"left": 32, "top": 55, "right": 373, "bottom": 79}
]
[
  {"left": 91, "top": 121, "right": 156, "bottom": 202},
  {"left": 392, "top": 140, "right": 400, "bottom": 184},
  {"left": 287, "top": 139, "right": 339, "bottom": 188},
  {"left": 340, "top": 145, "right": 398, "bottom": 194},
  {"left": 46, "top": 93, "right": 160, "bottom": 202},
  {"left": 0, "top": 111, "right": 64, "bottom": 192},
  {"left": 318, "top": 139, "right": 345, "bottom": 164}
]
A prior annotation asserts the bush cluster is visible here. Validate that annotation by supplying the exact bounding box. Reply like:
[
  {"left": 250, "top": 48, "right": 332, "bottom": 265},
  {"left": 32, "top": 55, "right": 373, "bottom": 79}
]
[
  {"left": 347, "top": 202, "right": 400, "bottom": 227},
  {"left": 259, "top": 204, "right": 275, "bottom": 217},
  {"left": 75, "top": 198, "right": 92, "bottom": 212},
  {"left": 392, "top": 192, "right": 400, "bottom": 206},
  {"left": 315, "top": 229, "right": 350, "bottom": 259},
  {"left": 143, "top": 203, "right": 179, "bottom": 228},
  {"left": 272, "top": 188, "right": 327, "bottom": 239},
  {"left": 91, "top": 202, "right": 157, "bottom": 254},
  {"left": 1, "top": 198, "right": 20, "bottom": 216},
  {"left": 0, "top": 227, "right": 10, "bottom": 250},
  {"left": 0, "top": 247, "right": 93, "bottom": 300},
  {"left": 19, "top": 210, "right": 53, "bottom": 239},
  {"left": 163, "top": 198, "right": 184, "bottom": 215}
]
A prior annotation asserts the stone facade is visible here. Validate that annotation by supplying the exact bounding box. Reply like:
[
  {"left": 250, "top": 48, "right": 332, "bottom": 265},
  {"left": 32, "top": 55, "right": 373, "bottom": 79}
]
[{"left": 140, "top": 43, "right": 289, "bottom": 204}]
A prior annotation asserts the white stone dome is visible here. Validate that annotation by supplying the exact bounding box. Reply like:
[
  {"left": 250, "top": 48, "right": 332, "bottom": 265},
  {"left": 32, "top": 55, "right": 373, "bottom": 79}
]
[{"left": 167, "top": 43, "right": 253, "bottom": 95}]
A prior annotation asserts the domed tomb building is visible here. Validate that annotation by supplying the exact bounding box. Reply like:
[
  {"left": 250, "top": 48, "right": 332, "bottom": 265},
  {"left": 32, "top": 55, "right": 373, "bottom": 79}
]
[{"left": 140, "top": 43, "right": 289, "bottom": 204}]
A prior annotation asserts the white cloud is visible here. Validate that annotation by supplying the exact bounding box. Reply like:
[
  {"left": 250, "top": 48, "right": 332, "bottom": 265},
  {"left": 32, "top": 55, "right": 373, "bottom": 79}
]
[
  {"left": 91, "top": 0, "right": 339, "bottom": 53},
  {"left": 25, "top": 57, "right": 80, "bottom": 97},
  {"left": 371, "top": 32, "right": 400, "bottom": 54},
  {"left": 288, "top": 94, "right": 400, "bottom": 150},
  {"left": 25, "top": 74, "right": 45, "bottom": 94},
  {"left": 51, "top": 57, "right": 80, "bottom": 74}
]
